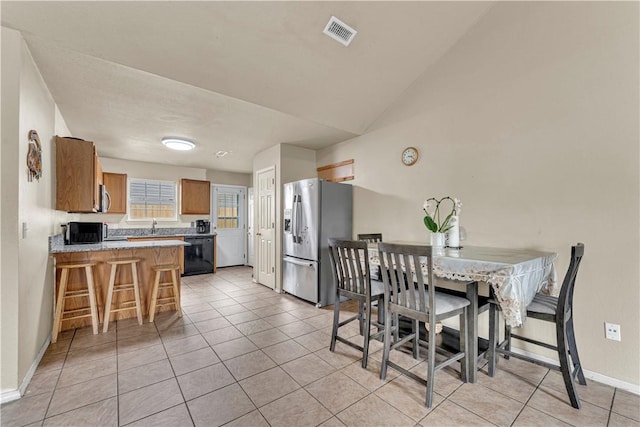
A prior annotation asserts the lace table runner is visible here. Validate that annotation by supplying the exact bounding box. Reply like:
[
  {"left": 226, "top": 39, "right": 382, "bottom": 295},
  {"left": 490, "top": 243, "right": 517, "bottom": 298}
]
[{"left": 369, "top": 245, "right": 557, "bottom": 328}]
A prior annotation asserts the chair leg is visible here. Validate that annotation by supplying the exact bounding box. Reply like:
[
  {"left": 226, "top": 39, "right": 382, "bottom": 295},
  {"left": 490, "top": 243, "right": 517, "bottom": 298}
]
[
  {"left": 362, "top": 299, "right": 372, "bottom": 368},
  {"left": 102, "top": 264, "right": 118, "bottom": 333},
  {"left": 557, "top": 320, "right": 581, "bottom": 409},
  {"left": 488, "top": 303, "right": 498, "bottom": 377},
  {"left": 412, "top": 319, "right": 419, "bottom": 359},
  {"left": 330, "top": 293, "right": 341, "bottom": 352},
  {"left": 52, "top": 268, "right": 69, "bottom": 344},
  {"left": 566, "top": 315, "right": 586, "bottom": 385},
  {"left": 148, "top": 271, "right": 161, "bottom": 323},
  {"left": 425, "top": 317, "right": 437, "bottom": 408},
  {"left": 131, "top": 262, "right": 143, "bottom": 325},
  {"left": 358, "top": 300, "right": 365, "bottom": 335},
  {"left": 85, "top": 266, "right": 100, "bottom": 335},
  {"left": 380, "top": 307, "right": 392, "bottom": 380},
  {"left": 376, "top": 295, "right": 385, "bottom": 329},
  {"left": 171, "top": 268, "right": 182, "bottom": 318},
  {"left": 393, "top": 313, "right": 400, "bottom": 342}
]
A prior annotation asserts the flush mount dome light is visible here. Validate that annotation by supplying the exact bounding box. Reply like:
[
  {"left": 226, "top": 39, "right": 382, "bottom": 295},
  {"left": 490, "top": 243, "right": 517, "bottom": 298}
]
[{"left": 161, "top": 137, "right": 195, "bottom": 151}]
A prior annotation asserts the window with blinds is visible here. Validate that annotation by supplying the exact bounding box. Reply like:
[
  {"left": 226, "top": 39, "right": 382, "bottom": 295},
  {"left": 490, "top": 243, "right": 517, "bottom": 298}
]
[
  {"left": 128, "top": 179, "right": 177, "bottom": 220},
  {"left": 217, "top": 192, "right": 240, "bottom": 229}
]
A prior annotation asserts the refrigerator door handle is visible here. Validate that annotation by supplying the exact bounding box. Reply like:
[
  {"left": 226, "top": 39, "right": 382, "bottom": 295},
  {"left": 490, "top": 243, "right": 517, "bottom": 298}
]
[
  {"left": 283, "top": 257, "right": 314, "bottom": 268},
  {"left": 291, "top": 194, "right": 298, "bottom": 242},
  {"left": 295, "top": 195, "right": 303, "bottom": 243}
]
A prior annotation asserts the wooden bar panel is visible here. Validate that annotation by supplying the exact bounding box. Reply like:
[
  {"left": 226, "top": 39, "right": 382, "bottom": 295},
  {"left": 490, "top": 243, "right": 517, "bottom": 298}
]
[
  {"left": 53, "top": 246, "right": 181, "bottom": 330},
  {"left": 317, "top": 159, "right": 354, "bottom": 183},
  {"left": 128, "top": 236, "right": 185, "bottom": 274}
]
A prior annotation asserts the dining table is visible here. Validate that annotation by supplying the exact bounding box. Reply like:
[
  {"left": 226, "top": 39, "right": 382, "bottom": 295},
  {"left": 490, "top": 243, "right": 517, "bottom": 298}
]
[{"left": 367, "top": 243, "right": 557, "bottom": 383}]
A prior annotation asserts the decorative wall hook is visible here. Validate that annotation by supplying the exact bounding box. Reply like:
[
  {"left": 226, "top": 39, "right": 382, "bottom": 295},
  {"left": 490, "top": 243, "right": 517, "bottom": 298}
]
[{"left": 27, "top": 130, "right": 43, "bottom": 182}]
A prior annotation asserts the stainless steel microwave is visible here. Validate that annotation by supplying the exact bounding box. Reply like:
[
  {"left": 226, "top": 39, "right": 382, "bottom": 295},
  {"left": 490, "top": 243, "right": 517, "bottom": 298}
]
[{"left": 66, "top": 222, "right": 107, "bottom": 244}]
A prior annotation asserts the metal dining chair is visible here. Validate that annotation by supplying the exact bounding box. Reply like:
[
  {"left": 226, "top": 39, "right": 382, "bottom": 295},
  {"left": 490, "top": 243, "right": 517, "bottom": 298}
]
[
  {"left": 357, "top": 233, "right": 383, "bottom": 244},
  {"left": 488, "top": 243, "right": 586, "bottom": 409},
  {"left": 328, "top": 238, "right": 385, "bottom": 368},
  {"left": 378, "top": 242, "right": 471, "bottom": 408},
  {"left": 357, "top": 233, "right": 383, "bottom": 280}
]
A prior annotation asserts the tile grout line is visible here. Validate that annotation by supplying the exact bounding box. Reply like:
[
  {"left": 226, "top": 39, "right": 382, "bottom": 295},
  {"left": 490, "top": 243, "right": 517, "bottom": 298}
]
[
  {"left": 606, "top": 388, "right": 616, "bottom": 426},
  {"left": 39, "top": 329, "right": 76, "bottom": 424},
  {"left": 154, "top": 316, "right": 196, "bottom": 427}
]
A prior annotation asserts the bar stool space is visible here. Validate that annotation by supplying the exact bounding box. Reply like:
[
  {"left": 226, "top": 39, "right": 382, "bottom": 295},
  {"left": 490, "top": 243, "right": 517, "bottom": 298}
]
[
  {"left": 52, "top": 261, "right": 100, "bottom": 343},
  {"left": 103, "top": 258, "right": 143, "bottom": 332},
  {"left": 149, "top": 264, "right": 182, "bottom": 323}
]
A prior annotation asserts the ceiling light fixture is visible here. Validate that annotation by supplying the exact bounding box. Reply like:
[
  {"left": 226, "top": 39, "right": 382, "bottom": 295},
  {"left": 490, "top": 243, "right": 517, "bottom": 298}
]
[
  {"left": 161, "top": 137, "right": 195, "bottom": 151},
  {"left": 216, "top": 150, "right": 229, "bottom": 158}
]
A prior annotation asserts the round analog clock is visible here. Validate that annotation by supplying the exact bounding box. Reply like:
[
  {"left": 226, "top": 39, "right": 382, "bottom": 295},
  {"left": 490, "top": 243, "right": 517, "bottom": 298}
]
[{"left": 401, "top": 147, "right": 419, "bottom": 166}]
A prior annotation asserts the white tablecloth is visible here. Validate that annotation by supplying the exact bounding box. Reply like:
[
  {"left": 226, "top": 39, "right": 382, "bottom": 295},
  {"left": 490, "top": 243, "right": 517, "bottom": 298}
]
[{"left": 369, "top": 245, "right": 557, "bottom": 328}]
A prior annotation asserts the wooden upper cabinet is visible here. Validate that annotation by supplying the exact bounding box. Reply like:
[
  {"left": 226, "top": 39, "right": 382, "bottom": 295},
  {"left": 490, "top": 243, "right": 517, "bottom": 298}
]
[
  {"left": 180, "top": 179, "right": 211, "bottom": 215},
  {"left": 56, "top": 137, "right": 102, "bottom": 213},
  {"left": 94, "top": 153, "right": 103, "bottom": 211},
  {"left": 103, "top": 172, "right": 127, "bottom": 214}
]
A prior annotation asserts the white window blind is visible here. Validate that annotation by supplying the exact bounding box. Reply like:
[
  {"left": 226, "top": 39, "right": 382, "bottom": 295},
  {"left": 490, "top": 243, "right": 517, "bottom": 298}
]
[
  {"left": 128, "top": 179, "right": 177, "bottom": 220},
  {"left": 217, "top": 192, "right": 240, "bottom": 229}
]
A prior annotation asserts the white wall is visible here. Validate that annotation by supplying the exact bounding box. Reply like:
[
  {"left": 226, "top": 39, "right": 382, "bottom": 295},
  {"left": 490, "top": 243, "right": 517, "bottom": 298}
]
[
  {"left": 1, "top": 26, "right": 23, "bottom": 394},
  {"left": 80, "top": 157, "right": 251, "bottom": 230},
  {"left": 1, "top": 27, "right": 71, "bottom": 396},
  {"left": 252, "top": 143, "right": 316, "bottom": 291},
  {"left": 317, "top": 2, "right": 639, "bottom": 387},
  {"left": 206, "top": 169, "right": 251, "bottom": 188}
]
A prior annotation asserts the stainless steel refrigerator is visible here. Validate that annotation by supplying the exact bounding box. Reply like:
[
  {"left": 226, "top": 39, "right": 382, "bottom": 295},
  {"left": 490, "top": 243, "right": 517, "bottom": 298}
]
[{"left": 283, "top": 178, "right": 352, "bottom": 307}]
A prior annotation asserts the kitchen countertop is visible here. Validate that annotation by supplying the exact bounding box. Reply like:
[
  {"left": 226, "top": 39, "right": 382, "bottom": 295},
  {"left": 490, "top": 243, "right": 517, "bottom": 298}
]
[
  {"left": 49, "top": 228, "right": 216, "bottom": 253},
  {"left": 106, "top": 227, "right": 217, "bottom": 239},
  {"left": 121, "top": 233, "right": 216, "bottom": 239},
  {"left": 50, "top": 239, "right": 190, "bottom": 254}
]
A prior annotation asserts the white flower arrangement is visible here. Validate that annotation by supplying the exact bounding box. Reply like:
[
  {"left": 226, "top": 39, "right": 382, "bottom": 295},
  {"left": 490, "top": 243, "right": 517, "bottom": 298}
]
[{"left": 422, "top": 197, "right": 462, "bottom": 233}]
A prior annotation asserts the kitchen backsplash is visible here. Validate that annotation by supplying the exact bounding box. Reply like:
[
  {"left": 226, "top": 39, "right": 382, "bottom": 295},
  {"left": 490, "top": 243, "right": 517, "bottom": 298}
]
[{"left": 108, "top": 227, "right": 200, "bottom": 237}]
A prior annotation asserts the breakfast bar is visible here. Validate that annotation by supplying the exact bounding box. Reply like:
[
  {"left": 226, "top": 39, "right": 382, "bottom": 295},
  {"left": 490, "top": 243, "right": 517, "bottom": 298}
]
[{"left": 49, "top": 238, "right": 189, "bottom": 331}]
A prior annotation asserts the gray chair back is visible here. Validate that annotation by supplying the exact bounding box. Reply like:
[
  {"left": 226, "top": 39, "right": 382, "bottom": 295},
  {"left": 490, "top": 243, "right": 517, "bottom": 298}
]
[
  {"left": 328, "top": 238, "right": 371, "bottom": 299},
  {"left": 377, "top": 242, "right": 435, "bottom": 325},
  {"left": 357, "top": 233, "right": 383, "bottom": 244}
]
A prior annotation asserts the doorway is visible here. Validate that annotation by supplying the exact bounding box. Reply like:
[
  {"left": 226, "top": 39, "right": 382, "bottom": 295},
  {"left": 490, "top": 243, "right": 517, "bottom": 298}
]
[
  {"left": 255, "top": 166, "right": 275, "bottom": 289},
  {"left": 212, "top": 185, "right": 246, "bottom": 268},
  {"left": 247, "top": 187, "right": 254, "bottom": 267}
]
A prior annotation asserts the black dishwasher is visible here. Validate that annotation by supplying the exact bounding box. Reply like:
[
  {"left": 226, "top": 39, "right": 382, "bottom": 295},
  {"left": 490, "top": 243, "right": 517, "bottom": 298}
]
[{"left": 183, "top": 236, "right": 214, "bottom": 276}]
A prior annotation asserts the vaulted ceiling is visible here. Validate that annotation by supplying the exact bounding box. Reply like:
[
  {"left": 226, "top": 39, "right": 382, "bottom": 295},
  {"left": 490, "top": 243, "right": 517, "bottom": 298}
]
[{"left": 2, "top": 1, "right": 493, "bottom": 172}]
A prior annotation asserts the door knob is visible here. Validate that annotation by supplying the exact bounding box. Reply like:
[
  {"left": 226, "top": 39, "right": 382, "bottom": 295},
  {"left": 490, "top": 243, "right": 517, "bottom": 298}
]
[{"left": 256, "top": 232, "right": 262, "bottom": 236}]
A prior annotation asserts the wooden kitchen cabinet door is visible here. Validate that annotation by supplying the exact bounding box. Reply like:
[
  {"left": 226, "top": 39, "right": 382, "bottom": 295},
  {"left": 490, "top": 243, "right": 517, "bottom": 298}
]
[
  {"left": 180, "top": 179, "right": 211, "bottom": 214},
  {"left": 103, "top": 172, "right": 127, "bottom": 214},
  {"left": 56, "top": 136, "right": 101, "bottom": 212}
]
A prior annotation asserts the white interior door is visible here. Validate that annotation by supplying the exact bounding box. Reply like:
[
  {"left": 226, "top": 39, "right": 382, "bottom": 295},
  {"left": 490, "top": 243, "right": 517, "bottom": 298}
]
[
  {"left": 247, "top": 187, "right": 254, "bottom": 267},
  {"left": 256, "top": 167, "right": 275, "bottom": 289},
  {"left": 212, "top": 185, "right": 246, "bottom": 268}
]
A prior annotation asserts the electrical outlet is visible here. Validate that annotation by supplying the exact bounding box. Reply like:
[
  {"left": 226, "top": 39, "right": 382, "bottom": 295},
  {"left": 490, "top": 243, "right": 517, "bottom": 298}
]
[{"left": 605, "top": 322, "right": 621, "bottom": 341}]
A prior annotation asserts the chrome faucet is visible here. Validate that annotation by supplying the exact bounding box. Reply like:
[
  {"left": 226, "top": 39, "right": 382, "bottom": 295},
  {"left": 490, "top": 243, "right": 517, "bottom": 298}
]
[{"left": 151, "top": 218, "right": 157, "bottom": 235}]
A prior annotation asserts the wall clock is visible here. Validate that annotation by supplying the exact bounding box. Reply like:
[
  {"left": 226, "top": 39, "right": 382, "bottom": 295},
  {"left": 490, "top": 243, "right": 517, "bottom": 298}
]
[{"left": 401, "top": 147, "right": 419, "bottom": 166}]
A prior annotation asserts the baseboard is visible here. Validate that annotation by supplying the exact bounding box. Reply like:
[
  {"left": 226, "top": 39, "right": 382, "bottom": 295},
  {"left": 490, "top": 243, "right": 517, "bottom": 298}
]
[
  {"left": 0, "top": 334, "right": 51, "bottom": 404},
  {"left": 508, "top": 347, "right": 640, "bottom": 395},
  {"left": 0, "top": 390, "right": 21, "bottom": 404}
]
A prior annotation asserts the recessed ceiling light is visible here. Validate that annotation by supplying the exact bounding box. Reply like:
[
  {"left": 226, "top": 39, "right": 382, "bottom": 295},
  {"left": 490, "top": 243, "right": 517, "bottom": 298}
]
[
  {"left": 216, "top": 150, "right": 229, "bottom": 158},
  {"left": 161, "top": 137, "right": 195, "bottom": 151}
]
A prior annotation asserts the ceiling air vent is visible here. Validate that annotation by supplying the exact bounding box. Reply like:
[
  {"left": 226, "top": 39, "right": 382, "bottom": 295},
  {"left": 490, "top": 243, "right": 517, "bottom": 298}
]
[{"left": 323, "top": 16, "right": 357, "bottom": 47}]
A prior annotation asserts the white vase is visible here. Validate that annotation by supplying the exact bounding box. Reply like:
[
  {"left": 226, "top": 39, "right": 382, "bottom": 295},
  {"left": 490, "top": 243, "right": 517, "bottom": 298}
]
[
  {"left": 430, "top": 232, "right": 445, "bottom": 248},
  {"left": 447, "top": 215, "right": 460, "bottom": 248}
]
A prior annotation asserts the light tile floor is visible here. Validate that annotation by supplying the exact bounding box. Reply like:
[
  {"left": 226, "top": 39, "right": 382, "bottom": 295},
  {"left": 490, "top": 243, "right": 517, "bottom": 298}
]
[{"left": 2, "top": 266, "right": 638, "bottom": 427}]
